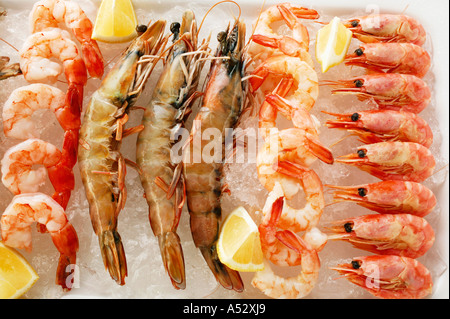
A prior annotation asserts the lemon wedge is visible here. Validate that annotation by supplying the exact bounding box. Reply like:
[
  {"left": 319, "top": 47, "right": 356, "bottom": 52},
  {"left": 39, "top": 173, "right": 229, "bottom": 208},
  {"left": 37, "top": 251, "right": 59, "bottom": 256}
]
[
  {"left": 92, "top": 0, "right": 138, "bottom": 43},
  {"left": 316, "top": 16, "right": 352, "bottom": 73},
  {"left": 217, "top": 207, "right": 264, "bottom": 272},
  {"left": 0, "top": 242, "right": 39, "bottom": 299}
]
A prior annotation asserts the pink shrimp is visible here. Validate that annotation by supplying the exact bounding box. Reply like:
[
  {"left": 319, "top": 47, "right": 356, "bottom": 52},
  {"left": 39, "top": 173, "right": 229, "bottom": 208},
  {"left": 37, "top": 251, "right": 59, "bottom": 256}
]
[
  {"left": 257, "top": 105, "right": 333, "bottom": 198},
  {"left": 253, "top": 215, "right": 321, "bottom": 299},
  {"left": 331, "top": 255, "right": 433, "bottom": 299},
  {"left": 1, "top": 193, "right": 79, "bottom": 291},
  {"left": 326, "top": 214, "right": 435, "bottom": 258},
  {"left": 19, "top": 27, "right": 87, "bottom": 107},
  {"left": 342, "top": 14, "right": 427, "bottom": 46},
  {"left": 0, "top": 138, "right": 75, "bottom": 209},
  {"left": 324, "top": 110, "right": 433, "bottom": 148},
  {"left": 326, "top": 180, "right": 437, "bottom": 217},
  {"left": 30, "top": 0, "right": 104, "bottom": 78},
  {"left": 250, "top": 55, "right": 319, "bottom": 112},
  {"left": 2, "top": 83, "right": 80, "bottom": 140},
  {"left": 323, "top": 73, "right": 431, "bottom": 114},
  {"left": 336, "top": 142, "right": 435, "bottom": 182},
  {"left": 248, "top": 3, "right": 318, "bottom": 64},
  {"left": 345, "top": 43, "right": 431, "bottom": 78}
]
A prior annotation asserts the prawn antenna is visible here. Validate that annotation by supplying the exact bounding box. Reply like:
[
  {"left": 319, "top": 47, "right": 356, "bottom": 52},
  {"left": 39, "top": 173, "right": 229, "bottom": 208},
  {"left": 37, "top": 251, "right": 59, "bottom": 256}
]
[
  {"left": 197, "top": 0, "right": 242, "bottom": 37},
  {"left": 0, "top": 37, "right": 19, "bottom": 52}
]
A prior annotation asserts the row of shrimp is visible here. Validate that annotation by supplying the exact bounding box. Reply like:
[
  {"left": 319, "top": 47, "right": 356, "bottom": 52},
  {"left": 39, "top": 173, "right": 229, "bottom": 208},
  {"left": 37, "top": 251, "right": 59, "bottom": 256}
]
[
  {"left": 78, "top": 1, "right": 251, "bottom": 292},
  {"left": 246, "top": 3, "right": 334, "bottom": 299},
  {"left": 0, "top": 0, "right": 104, "bottom": 291},
  {"left": 322, "top": 13, "right": 436, "bottom": 299}
]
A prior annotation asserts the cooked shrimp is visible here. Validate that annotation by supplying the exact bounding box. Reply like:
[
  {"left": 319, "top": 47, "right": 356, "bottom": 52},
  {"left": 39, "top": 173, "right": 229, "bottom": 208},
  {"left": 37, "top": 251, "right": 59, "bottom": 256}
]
[
  {"left": 1, "top": 138, "right": 61, "bottom": 194},
  {"left": 264, "top": 181, "right": 325, "bottom": 235},
  {"left": 0, "top": 56, "right": 21, "bottom": 80},
  {"left": 331, "top": 255, "right": 433, "bottom": 299},
  {"left": 1, "top": 193, "right": 79, "bottom": 291},
  {"left": 326, "top": 214, "right": 435, "bottom": 258},
  {"left": 345, "top": 43, "right": 431, "bottom": 78},
  {"left": 336, "top": 142, "right": 435, "bottom": 183},
  {"left": 324, "top": 110, "right": 433, "bottom": 148},
  {"left": 323, "top": 73, "right": 431, "bottom": 114},
  {"left": 343, "top": 14, "right": 427, "bottom": 46},
  {"left": 30, "top": 0, "right": 104, "bottom": 78},
  {"left": 19, "top": 27, "right": 87, "bottom": 104},
  {"left": 250, "top": 55, "right": 319, "bottom": 112},
  {"left": 252, "top": 228, "right": 320, "bottom": 299},
  {"left": 2, "top": 83, "right": 80, "bottom": 139},
  {"left": 326, "top": 180, "right": 437, "bottom": 217},
  {"left": 136, "top": 11, "right": 209, "bottom": 290},
  {"left": 183, "top": 20, "right": 246, "bottom": 292},
  {"left": 78, "top": 20, "right": 167, "bottom": 285},
  {"left": 257, "top": 125, "right": 331, "bottom": 199},
  {"left": 260, "top": 179, "right": 327, "bottom": 267},
  {"left": 249, "top": 3, "right": 318, "bottom": 65}
]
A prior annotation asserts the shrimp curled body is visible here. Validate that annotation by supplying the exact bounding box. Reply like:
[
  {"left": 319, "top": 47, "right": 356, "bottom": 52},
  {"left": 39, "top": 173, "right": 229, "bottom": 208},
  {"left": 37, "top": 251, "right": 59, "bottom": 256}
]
[{"left": 1, "top": 193, "right": 79, "bottom": 291}]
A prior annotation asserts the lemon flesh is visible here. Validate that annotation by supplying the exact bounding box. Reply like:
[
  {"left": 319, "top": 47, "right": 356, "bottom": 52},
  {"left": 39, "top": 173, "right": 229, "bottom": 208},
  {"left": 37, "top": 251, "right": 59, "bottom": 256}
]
[
  {"left": 92, "top": 0, "right": 138, "bottom": 43},
  {"left": 316, "top": 17, "right": 352, "bottom": 73},
  {"left": 217, "top": 207, "right": 264, "bottom": 272},
  {"left": 0, "top": 242, "right": 39, "bottom": 299}
]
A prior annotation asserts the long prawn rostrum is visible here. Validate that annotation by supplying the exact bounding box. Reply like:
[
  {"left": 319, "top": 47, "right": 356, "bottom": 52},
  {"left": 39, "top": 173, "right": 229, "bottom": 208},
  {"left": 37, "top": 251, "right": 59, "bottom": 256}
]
[
  {"left": 248, "top": 3, "right": 318, "bottom": 65},
  {"left": 326, "top": 214, "right": 435, "bottom": 258},
  {"left": 326, "top": 180, "right": 437, "bottom": 217},
  {"left": 78, "top": 20, "right": 167, "bottom": 285},
  {"left": 323, "top": 73, "right": 431, "bottom": 114},
  {"left": 336, "top": 142, "right": 436, "bottom": 182},
  {"left": 343, "top": 14, "right": 427, "bottom": 46},
  {"left": 30, "top": 0, "right": 104, "bottom": 78},
  {"left": 1, "top": 193, "right": 79, "bottom": 291},
  {"left": 252, "top": 223, "right": 321, "bottom": 299},
  {"left": 324, "top": 110, "right": 433, "bottom": 148},
  {"left": 183, "top": 20, "right": 246, "bottom": 292},
  {"left": 331, "top": 255, "right": 433, "bottom": 299},
  {"left": 345, "top": 43, "right": 431, "bottom": 78},
  {"left": 0, "top": 56, "right": 22, "bottom": 80},
  {"left": 136, "top": 11, "right": 209, "bottom": 290}
]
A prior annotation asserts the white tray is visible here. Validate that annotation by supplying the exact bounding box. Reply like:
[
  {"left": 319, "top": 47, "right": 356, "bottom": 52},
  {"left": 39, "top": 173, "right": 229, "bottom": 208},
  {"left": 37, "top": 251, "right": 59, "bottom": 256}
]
[{"left": 0, "top": 0, "right": 448, "bottom": 299}]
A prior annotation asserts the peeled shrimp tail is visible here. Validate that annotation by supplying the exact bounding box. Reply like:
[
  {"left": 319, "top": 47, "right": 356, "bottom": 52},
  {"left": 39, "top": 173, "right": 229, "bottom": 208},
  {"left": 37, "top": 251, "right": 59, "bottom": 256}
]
[
  {"left": 99, "top": 230, "right": 127, "bottom": 284},
  {"left": 53, "top": 222, "right": 79, "bottom": 290}
]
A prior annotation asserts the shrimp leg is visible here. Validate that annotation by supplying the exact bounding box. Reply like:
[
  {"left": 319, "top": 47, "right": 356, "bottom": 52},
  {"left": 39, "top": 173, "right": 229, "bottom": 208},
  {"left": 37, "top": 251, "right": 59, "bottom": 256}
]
[{"left": 136, "top": 11, "right": 209, "bottom": 290}]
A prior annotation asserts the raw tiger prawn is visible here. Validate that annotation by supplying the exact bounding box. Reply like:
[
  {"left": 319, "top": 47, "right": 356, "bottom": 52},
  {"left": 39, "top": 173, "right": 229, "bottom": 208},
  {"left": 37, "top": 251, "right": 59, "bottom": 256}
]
[
  {"left": 136, "top": 10, "right": 210, "bottom": 290},
  {"left": 183, "top": 18, "right": 247, "bottom": 292},
  {"left": 78, "top": 20, "right": 167, "bottom": 285}
]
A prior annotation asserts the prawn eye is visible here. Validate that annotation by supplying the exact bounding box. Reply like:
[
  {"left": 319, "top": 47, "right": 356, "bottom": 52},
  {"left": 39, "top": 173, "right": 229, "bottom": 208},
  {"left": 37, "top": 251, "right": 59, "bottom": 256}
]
[
  {"left": 351, "top": 20, "right": 359, "bottom": 27},
  {"left": 357, "top": 149, "right": 366, "bottom": 158},
  {"left": 351, "top": 260, "right": 361, "bottom": 269},
  {"left": 344, "top": 222, "right": 353, "bottom": 233},
  {"left": 351, "top": 113, "right": 360, "bottom": 121},
  {"left": 358, "top": 188, "right": 367, "bottom": 197},
  {"left": 355, "top": 48, "right": 364, "bottom": 56},
  {"left": 136, "top": 24, "right": 147, "bottom": 34},
  {"left": 354, "top": 79, "right": 363, "bottom": 88},
  {"left": 217, "top": 31, "right": 227, "bottom": 43},
  {"left": 170, "top": 22, "right": 180, "bottom": 35}
]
